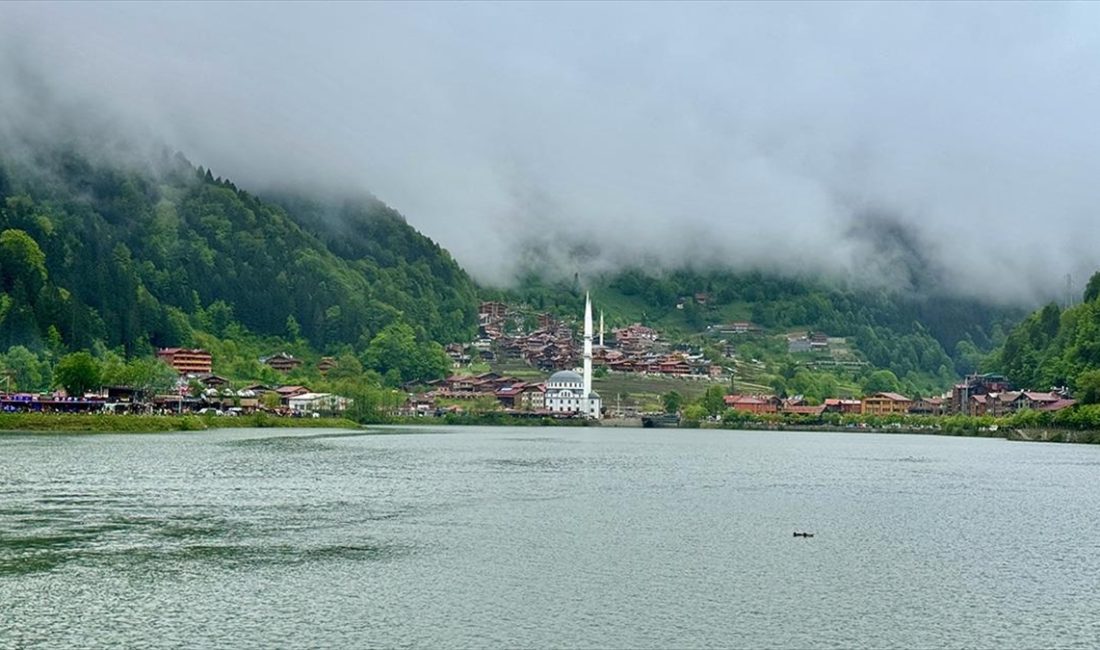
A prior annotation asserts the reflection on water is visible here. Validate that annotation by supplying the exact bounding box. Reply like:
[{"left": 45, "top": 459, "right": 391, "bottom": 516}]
[{"left": 2, "top": 426, "right": 1100, "bottom": 648}]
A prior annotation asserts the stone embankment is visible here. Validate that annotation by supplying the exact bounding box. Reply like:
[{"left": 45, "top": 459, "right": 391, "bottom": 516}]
[{"left": 1006, "top": 428, "right": 1100, "bottom": 444}]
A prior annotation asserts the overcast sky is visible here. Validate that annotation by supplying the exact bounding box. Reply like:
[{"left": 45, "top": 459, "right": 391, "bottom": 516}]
[{"left": 3, "top": 2, "right": 1100, "bottom": 302}]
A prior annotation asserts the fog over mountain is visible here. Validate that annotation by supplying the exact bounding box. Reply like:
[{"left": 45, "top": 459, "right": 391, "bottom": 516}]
[{"left": 3, "top": 2, "right": 1099, "bottom": 303}]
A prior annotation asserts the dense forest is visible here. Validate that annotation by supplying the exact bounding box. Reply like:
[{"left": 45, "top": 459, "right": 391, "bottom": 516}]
[
  {"left": 995, "top": 273, "right": 1100, "bottom": 399},
  {"left": 0, "top": 143, "right": 479, "bottom": 356}
]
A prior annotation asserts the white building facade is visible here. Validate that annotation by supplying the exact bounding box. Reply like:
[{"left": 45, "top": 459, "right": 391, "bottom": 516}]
[{"left": 287, "top": 392, "right": 350, "bottom": 415}]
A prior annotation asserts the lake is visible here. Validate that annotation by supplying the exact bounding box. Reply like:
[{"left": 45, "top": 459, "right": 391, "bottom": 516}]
[{"left": 2, "top": 426, "right": 1098, "bottom": 648}]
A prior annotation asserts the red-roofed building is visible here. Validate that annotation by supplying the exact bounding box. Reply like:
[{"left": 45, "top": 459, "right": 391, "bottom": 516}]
[{"left": 723, "top": 394, "right": 778, "bottom": 414}]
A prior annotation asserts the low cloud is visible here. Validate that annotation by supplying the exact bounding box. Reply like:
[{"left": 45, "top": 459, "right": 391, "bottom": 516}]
[{"left": 2, "top": 3, "right": 1099, "bottom": 303}]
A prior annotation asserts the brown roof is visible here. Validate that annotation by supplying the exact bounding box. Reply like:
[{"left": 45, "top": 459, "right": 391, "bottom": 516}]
[
  {"left": 783, "top": 405, "right": 827, "bottom": 416},
  {"left": 724, "top": 395, "right": 770, "bottom": 405},
  {"left": 868, "top": 392, "right": 912, "bottom": 402},
  {"left": 1021, "top": 392, "right": 1060, "bottom": 402},
  {"left": 1038, "top": 398, "right": 1076, "bottom": 412}
]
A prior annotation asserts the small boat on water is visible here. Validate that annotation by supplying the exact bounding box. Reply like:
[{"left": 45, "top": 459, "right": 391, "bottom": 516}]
[{"left": 793, "top": 531, "right": 814, "bottom": 538}]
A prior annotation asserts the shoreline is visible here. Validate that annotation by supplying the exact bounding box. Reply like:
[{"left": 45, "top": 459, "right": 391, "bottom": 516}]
[
  {"left": 0, "top": 412, "right": 360, "bottom": 434},
  {"left": 1, "top": 412, "right": 1096, "bottom": 445},
  {"left": 693, "top": 421, "right": 1099, "bottom": 444}
]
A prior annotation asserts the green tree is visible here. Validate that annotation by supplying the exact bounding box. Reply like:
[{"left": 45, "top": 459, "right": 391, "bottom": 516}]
[
  {"left": 125, "top": 358, "right": 179, "bottom": 397},
  {"left": 1076, "top": 369, "right": 1100, "bottom": 404},
  {"left": 325, "top": 353, "right": 364, "bottom": 381},
  {"left": 862, "top": 369, "right": 901, "bottom": 394},
  {"left": 0, "top": 229, "right": 47, "bottom": 295},
  {"left": 1085, "top": 271, "right": 1100, "bottom": 303},
  {"left": 362, "top": 322, "right": 418, "bottom": 381},
  {"left": 662, "top": 390, "right": 683, "bottom": 414},
  {"left": 2, "top": 345, "right": 43, "bottom": 391},
  {"left": 286, "top": 315, "right": 303, "bottom": 342},
  {"left": 362, "top": 322, "right": 449, "bottom": 385},
  {"left": 682, "top": 403, "right": 707, "bottom": 424},
  {"left": 702, "top": 384, "right": 727, "bottom": 417},
  {"left": 53, "top": 351, "right": 102, "bottom": 396},
  {"left": 261, "top": 391, "right": 282, "bottom": 410}
]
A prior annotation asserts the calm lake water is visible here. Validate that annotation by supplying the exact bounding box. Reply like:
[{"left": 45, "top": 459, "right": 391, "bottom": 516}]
[{"left": 2, "top": 426, "right": 1099, "bottom": 648}]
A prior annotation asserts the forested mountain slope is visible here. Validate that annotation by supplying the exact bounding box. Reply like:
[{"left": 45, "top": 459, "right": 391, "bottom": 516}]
[
  {"left": 996, "top": 273, "right": 1100, "bottom": 395},
  {"left": 0, "top": 133, "right": 1027, "bottom": 398},
  {"left": 0, "top": 143, "right": 478, "bottom": 355}
]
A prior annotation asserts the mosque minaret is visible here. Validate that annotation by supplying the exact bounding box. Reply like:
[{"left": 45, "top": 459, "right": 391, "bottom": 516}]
[{"left": 543, "top": 293, "right": 602, "bottom": 419}]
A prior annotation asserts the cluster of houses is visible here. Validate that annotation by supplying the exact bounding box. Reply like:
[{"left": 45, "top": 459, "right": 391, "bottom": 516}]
[
  {"left": 498, "top": 320, "right": 579, "bottom": 371},
  {"left": 402, "top": 371, "right": 549, "bottom": 417},
  {"left": 469, "top": 302, "right": 726, "bottom": 379},
  {"left": 0, "top": 381, "right": 349, "bottom": 417},
  {"left": 723, "top": 394, "right": 863, "bottom": 417},
  {"left": 74, "top": 348, "right": 354, "bottom": 417},
  {"left": 723, "top": 374, "right": 1076, "bottom": 418},
  {"left": 949, "top": 374, "right": 1076, "bottom": 417},
  {"left": 157, "top": 348, "right": 350, "bottom": 416},
  {"left": 153, "top": 378, "right": 350, "bottom": 417}
]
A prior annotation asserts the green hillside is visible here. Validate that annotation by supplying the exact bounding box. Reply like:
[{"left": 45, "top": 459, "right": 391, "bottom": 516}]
[
  {"left": 995, "top": 273, "right": 1100, "bottom": 398},
  {"left": 0, "top": 142, "right": 478, "bottom": 355}
]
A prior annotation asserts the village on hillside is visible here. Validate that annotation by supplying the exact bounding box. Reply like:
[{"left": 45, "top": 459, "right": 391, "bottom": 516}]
[
  {"left": 0, "top": 300, "right": 1075, "bottom": 424},
  {"left": 396, "top": 301, "right": 1076, "bottom": 420}
]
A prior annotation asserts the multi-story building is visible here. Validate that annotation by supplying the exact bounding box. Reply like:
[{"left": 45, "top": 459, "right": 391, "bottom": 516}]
[
  {"left": 861, "top": 392, "right": 913, "bottom": 416},
  {"left": 157, "top": 348, "right": 213, "bottom": 375}
]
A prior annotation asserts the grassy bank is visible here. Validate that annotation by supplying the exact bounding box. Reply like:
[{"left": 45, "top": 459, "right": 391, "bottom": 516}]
[{"left": 0, "top": 413, "right": 360, "bottom": 434}]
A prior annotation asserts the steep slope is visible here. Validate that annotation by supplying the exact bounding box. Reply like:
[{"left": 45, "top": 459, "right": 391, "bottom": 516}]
[
  {"left": 0, "top": 143, "right": 478, "bottom": 354},
  {"left": 995, "top": 273, "right": 1100, "bottom": 392}
]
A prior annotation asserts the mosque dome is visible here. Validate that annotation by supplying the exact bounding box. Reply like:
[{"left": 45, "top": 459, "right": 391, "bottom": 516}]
[{"left": 548, "top": 370, "right": 583, "bottom": 386}]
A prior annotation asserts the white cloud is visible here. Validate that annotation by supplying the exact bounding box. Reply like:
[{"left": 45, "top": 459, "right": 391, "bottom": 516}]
[{"left": 3, "top": 2, "right": 1099, "bottom": 302}]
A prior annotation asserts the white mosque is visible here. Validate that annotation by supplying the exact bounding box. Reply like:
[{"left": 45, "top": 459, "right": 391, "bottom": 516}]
[{"left": 544, "top": 293, "right": 602, "bottom": 419}]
